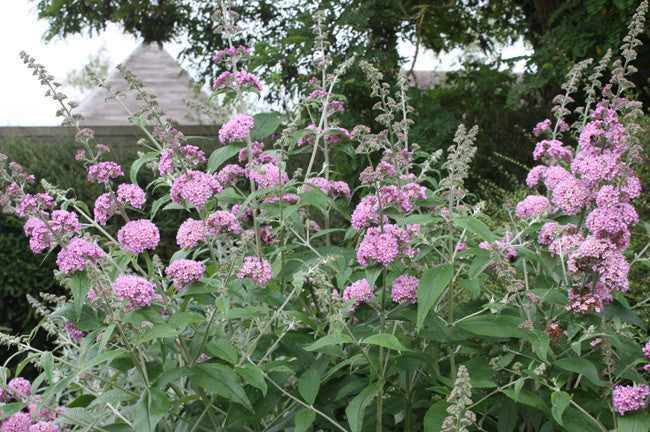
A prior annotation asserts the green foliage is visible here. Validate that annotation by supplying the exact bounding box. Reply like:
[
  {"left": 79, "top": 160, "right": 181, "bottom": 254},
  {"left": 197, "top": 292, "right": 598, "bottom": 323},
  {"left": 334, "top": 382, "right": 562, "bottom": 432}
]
[
  {"left": 1, "top": 3, "right": 649, "bottom": 432},
  {"left": 64, "top": 45, "right": 111, "bottom": 93}
]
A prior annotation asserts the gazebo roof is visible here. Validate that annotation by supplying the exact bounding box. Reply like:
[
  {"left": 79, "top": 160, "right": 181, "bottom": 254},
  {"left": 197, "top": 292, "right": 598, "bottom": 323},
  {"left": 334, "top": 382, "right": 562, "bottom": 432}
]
[{"left": 75, "top": 43, "right": 209, "bottom": 126}]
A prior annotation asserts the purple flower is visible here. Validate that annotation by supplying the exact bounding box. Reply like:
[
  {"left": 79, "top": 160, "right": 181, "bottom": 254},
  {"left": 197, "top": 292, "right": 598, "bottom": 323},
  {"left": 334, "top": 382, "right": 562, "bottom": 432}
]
[
  {"left": 343, "top": 279, "right": 375, "bottom": 312},
  {"left": 237, "top": 256, "right": 272, "bottom": 286},
  {"left": 118, "top": 220, "right": 160, "bottom": 254}
]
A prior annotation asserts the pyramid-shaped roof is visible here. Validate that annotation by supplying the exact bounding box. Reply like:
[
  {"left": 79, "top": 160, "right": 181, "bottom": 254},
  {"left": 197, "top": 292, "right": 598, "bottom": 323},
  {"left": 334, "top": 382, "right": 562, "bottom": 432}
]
[{"left": 75, "top": 43, "right": 209, "bottom": 126}]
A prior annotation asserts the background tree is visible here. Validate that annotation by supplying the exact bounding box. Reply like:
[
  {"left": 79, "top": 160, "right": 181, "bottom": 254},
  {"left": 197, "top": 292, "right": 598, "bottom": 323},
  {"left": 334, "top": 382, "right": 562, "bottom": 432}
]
[{"left": 32, "top": 0, "right": 650, "bottom": 192}]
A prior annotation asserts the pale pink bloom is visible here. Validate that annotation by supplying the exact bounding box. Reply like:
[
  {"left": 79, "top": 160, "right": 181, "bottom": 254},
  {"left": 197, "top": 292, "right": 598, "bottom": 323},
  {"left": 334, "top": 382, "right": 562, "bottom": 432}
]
[
  {"left": 165, "top": 259, "right": 206, "bottom": 290},
  {"left": 170, "top": 170, "right": 223, "bottom": 208},
  {"left": 515, "top": 195, "right": 551, "bottom": 219},
  {"left": 112, "top": 275, "right": 157, "bottom": 310},
  {"left": 391, "top": 275, "right": 419, "bottom": 304},
  {"left": 219, "top": 114, "right": 254, "bottom": 144},
  {"left": 117, "top": 184, "right": 146, "bottom": 209},
  {"left": 613, "top": 384, "right": 649, "bottom": 416},
  {"left": 117, "top": 220, "right": 160, "bottom": 254},
  {"left": 56, "top": 238, "right": 104, "bottom": 274},
  {"left": 237, "top": 256, "right": 272, "bottom": 286},
  {"left": 87, "top": 161, "right": 123, "bottom": 183},
  {"left": 343, "top": 279, "right": 375, "bottom": 312}
]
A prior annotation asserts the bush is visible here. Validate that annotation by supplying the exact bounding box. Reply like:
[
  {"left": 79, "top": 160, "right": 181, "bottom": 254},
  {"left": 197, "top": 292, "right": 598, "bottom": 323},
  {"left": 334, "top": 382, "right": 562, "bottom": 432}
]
[{"left": 0, "top": 3, "right": 648, "bottom": 432}]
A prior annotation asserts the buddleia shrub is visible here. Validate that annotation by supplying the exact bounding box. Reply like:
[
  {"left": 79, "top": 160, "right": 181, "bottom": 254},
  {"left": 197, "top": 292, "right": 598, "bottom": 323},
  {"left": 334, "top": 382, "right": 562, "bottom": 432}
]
[{"left": 0, "top": 2, "right": 648, "bottom": 432}]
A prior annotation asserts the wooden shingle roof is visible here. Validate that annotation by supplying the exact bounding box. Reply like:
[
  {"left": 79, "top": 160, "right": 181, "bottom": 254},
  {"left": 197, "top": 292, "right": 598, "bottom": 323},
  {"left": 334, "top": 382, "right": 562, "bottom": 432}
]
[{"left": 75, "top": 43, "right": 209, "bottom": 126}]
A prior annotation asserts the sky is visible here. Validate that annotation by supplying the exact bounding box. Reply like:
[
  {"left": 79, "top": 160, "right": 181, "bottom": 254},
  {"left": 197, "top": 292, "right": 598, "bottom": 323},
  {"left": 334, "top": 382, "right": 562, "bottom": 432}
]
[{"left": 0, "top": 0, "right": 531, "bottom": 126}]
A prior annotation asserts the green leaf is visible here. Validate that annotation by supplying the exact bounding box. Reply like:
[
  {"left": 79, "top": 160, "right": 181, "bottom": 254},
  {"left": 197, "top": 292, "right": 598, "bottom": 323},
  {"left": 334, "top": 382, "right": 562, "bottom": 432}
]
[
  {"left": 618, "top": 410, "right": 650, "bottom": 432},
  {"left": 345, "top": 379, "right": 384, "bottom": 432},
  {"left": 40, "top": 351, "right": 53, "bottom": 381},
  {"left": 250, "top": 112, "right": 283, "bottom": 141},
  {"left": 130, "top": 151, "right": 158, "bottom": 185},
  {"left": 551, "top": 391, "right": 570, "bottom": 425},
  {"left": 555, "top": 358, "right": 606, "bottom": 386},
  {"left": 0, "top": 403, "right": 28, "bottom": 421},
  {"left": 61, "top": 408, "right": 96, "bottom": 426},
  {"left": 135, "top": 324, "right": 180, "bottom": 345},
  {"left": 69, "top": 272, "right": 91, "bottom": 318},
  {"left": 497, "top": 405, "right": 517, "bottom": 432},
  {"left": 502, "top": 389, "right": 548, "bottom": 412},
  {"left": 455, "top": 216, "right": 496, "bottom": 241},
  {"left": 236, "top": 364, "right": 267, "bottom": 396},
  {"left": 67, "top": 394, "right": 96, "bottom": 408},
  {"left": 153, "top": 367, "right": 191, "bottom": 389},
  {"left": 132, "top": 388, "right": 169, "bottom": 432},
  {"left": 207, "top": 144, "right": 243, "bottom": 173},
  {"left": 361, "top": 334, "right": 411, "bottom": 352},
  {"left": 91, "top": 389, "right": 133, "bottom": 408},
  {"left": 79, "top": 349, "right": 127, "bottom": 374},
  {"left": 205, "top": 339, "right": 239, "bottom": 365},
  {"left": 303, "top": 333, "right": 352, "bottom": 351},
  {"left": 417, "top": 264, "right": 454, "bottom": 331},
  {"left": 424, "top": 400, "right": 452, "bottom": 432},
  {"left": 192, "top": 364, "right": 253, "bottom": 411},
  {"left": 167, "top": 311, "right": 205, "bottom": 329},
  {"left": 298, "top": 369, "right": 321, "bottom": 405},
  {"left": 294, "top": 409, "right": 316, "bottom": 432},
  {"left": 300, "top": 188, "right": 329, "bottom": 214}
]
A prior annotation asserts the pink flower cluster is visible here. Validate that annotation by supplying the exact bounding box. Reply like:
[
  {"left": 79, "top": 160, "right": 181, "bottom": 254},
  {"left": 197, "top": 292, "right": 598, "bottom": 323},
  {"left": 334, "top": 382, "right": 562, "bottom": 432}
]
[
  {"left": 94, "top": 185, "right": 146, "bottom": 225},
  {"left": 248, "top": 163, "right": 288, "bottom": 189},
  {"left": 56, "top": 237, "right": 104, "bottom": 274},
  {"left": 206, "top": 210, "right": 242, "bottom": 235},
  {"left": 65, "top": 321, "right": 86, "bottom": 340},
  {"left": 177, "top": 218, "right": 208, "bottom": 249},
  {"left": 343, "top": 279, "right": 375, "bottom": 312},
  {"left": 165, "top": 259, "right": 206, "bottom": 290},
  {"left": 6, "top": 377, "right": 31, "bottom": 400},
  {"left": 87, "top": 161, "right": 123, "bottom": 184},
  {"left": 297, "top": 125, "right": 351, "bottom": 146},
  {"left": 213, "top": 71, "right": 262, "bottom": 92},
  {"left": 351, "top": 183, "right": 425, "bottom": 230},
  {"left": 391, "top": 275, "right": 419, "bottom": 304},
  {"left": 117, "top": 184, "right": 146, "bottom": 208},
  {"left": 219, "top": 114, "right": 254, "bottom": 144},
  {"left": 357, "top": 224, "right": 420, "bottom": 266},
  {"left": 216, "top": 164, "right": 245, "bottom": 187},
  {"left": 213, "top": 45, "right": 250, "bottom": 63},
  {"left": 0, "top": 413, "right": 63, "bottom": 432},
  {"left": 515, "top": 195, "right": 551, "bottom": 219},
  {"left": 613, "top": 384, "right": 650, "bottom": 415},
  {"left": 158, "top": 145, "right": 206, "bottom": 176},
  {"left": 15, "top": 193, "right": 56, "bottom": 218},
  {"left": 24, "top": 210, "right": 81, "bottom": 253},
  {"left": 152, "top": 126, "right": 186, "bottom": 149},
  {"left": 170, "top": 170, "right": 223, "bottom": 208},
  {"left": 525, "top": 99, "right": 641, "bottom": 313},
  {"left": 237, "top": 256, "right": 272, "bottom": 286},
  {"left": 117, "top": 220, "right": 160, "bottom": 254},
  {"left": 94, "top": 193, "right": 118, "bottom": 225},
  {"left": 112, "top": 274, "right": 157, "bottom": 310},
  {"left": 304, "top": 177, "right": 351, "bottom": 200},
  {"left": 479, "top": 234, "right": 518, "bottom": 261},
  {"left": 28, "top": 422, "right": 62, "bottom": 432}
]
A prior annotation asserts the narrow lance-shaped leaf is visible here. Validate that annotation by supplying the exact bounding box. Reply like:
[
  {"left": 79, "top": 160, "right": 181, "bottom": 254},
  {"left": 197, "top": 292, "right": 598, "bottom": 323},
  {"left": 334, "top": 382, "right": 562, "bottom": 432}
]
[
  {"left": 346, "top": 379, "right": 385, "bottom": 432},
  {"left": 417, "top": 264, "right": 454, "bottom": 331}
]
